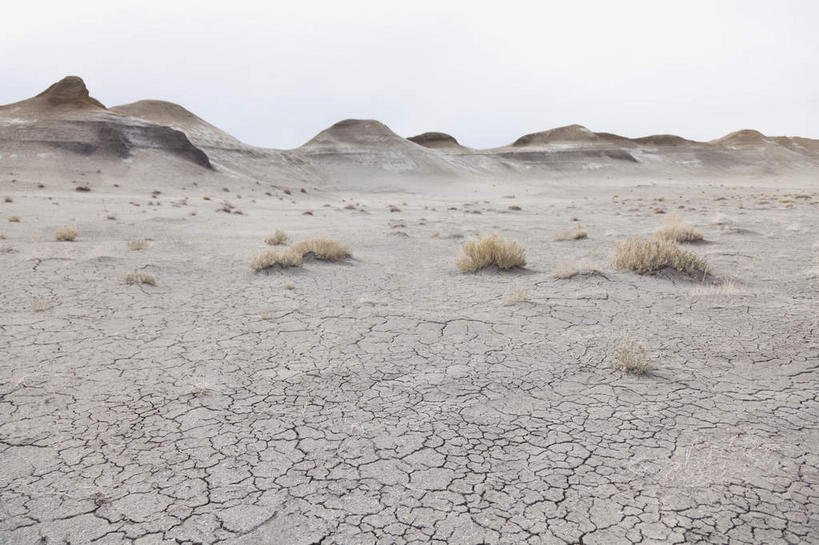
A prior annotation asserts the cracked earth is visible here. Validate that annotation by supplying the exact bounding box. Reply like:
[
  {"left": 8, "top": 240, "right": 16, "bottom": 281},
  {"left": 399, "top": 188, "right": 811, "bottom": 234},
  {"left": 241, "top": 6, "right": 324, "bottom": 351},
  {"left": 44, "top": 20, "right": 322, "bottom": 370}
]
[{"left": 1, "top": 176, "right": 818, "bottom": 544}]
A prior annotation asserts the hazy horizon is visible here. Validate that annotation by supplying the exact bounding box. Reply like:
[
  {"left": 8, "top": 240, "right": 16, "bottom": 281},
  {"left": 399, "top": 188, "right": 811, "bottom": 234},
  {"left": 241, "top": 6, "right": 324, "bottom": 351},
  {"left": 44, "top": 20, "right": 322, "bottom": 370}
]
[{"left": 3, "top": 0, "right": 817, "bottom": 149}]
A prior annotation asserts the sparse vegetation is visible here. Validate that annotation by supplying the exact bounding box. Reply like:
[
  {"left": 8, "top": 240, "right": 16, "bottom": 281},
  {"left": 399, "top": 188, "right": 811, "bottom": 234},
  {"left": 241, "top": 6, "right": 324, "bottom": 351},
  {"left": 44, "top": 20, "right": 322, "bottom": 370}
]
[
  {"left": 553, "top": 229, "right": 587, "bottom": 241},
  {"left": 4, "top": 196, "right": 12, "bottom": 203},
  {"left": 124, "top": 272, "right": 156, "bottom": 285},
  {"left": 55, "top": 226, "right": 78, "bottom": 241},
  {"left": 690, "top": 280, "right": 740, "bottom": 296},
  {"left": 8, "top": 215, "right": 20, "bottom": 222},
  {"left": 612, "top": 237, "right": 709, "bottom": 277},
  {"left": 709, "top": 212, "right": 733, "bottom": 228},
  {"left": 31, "top": 298, "right": 52, "bottom": 312},
  {"left": 291, "top": 239, "right": 351, "bottom": 261},
  {"left": 251, "top": 247, "right": 303, "bottom": 271},
  {"left": 655, "top": 214, "right": 703, "bottom": 242},
  {"left": 456, "top": 234, "right": 526, "bottom": 273},
  {"left": 503, "top": 288, "right": 530, "bottom": 305},
  {"left": 128, "top": 240, "right": 147, "bottom": 251},
  {"left": 552, "top": 262, "right": 601, "bottom": 279},
  {"left": 265, "top": 229, "right": 289, "bottom": 246},
  {"left": 614, "top": 333, "right": 648, "bottom": 374}
]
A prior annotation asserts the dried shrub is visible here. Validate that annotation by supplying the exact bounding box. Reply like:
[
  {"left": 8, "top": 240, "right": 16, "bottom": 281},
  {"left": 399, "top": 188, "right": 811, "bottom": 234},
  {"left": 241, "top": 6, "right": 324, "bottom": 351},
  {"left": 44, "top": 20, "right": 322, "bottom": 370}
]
[
  {"left": 553, "top": 229, "right": 587, "bottom": 241},
  {"left": 552, "top": 262, "right": 601, "bottom": 279},
  {"left": 31, "top": 298, "right": 52, "bottom": 312},
  {"left": 265, "top": 229, "right": 289, "bottom": 246},
  {"left": 124, "top": 272, "right": 156, "bottom": 285},
  {"left": 8, "top": 215, "right": 20, "bottom": 222},
  {"left": 291, "top": 239, "right": 351, "bottom": 262},
  {"left": 655, "top": 214, "right": 703, "bottom": 242},
  {"left": 55, "top": 226, "right": 78, "bottom": 241},
  {"left": 456, "top": 234, "right": 526, "bottom": 273},
  {"left": 503, "top": 288, "right": 530, "bottom": 305},
  {"left": 612, "top": 237, "right": 709, "bottom": 277},
  {"left": 251, "top": 247, "right": 303, "bottom": 271},
  {"left": 128, "top": 240, "right": 147, "bottom": 251},
  {"left": 614, "top": 333, "right": 648, "bottom": 374}
]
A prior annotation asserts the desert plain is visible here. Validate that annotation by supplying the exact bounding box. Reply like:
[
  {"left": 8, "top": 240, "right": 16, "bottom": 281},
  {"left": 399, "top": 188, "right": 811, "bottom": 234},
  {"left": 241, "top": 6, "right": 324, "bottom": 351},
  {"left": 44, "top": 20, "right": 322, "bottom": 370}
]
[{"left": 0, "top": 77, "right": 818, "bottom": 544}]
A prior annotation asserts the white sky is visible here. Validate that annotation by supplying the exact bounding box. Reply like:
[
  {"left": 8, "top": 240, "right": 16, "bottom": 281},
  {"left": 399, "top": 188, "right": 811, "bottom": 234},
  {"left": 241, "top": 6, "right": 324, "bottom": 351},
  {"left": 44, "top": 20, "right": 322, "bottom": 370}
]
[{"left": 2, "top": 0, "right": 817, "bottom": 149}]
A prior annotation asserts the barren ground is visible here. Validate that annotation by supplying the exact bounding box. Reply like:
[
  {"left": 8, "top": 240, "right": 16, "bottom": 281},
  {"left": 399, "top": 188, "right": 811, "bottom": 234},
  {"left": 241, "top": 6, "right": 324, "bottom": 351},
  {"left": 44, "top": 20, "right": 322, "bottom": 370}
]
[{"left": 1, "top": 172, "right": 818, "bottom": 544}]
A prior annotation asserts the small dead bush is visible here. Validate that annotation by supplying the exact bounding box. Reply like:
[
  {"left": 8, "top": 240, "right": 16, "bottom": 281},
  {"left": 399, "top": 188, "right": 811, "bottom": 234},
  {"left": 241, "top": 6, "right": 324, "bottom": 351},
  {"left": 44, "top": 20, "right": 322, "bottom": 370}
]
[
  {"left": 456, "top": 234, "right": 526, "bottom": 272},
  {"left": 656, "top": 214, "right": 703, "bottom": 242},
  {"left": 291, "top": 239, "right": 351, "bottom": 262},
  {"left": 128, "top": 240, "right": 147, "bottom": 251},
  {"left": 31, "top": 298, "right": 52, "bottom": 312},
  {"left": 503, "top": 288, "right": 530, "bottom": 305},
  {"left": 8, "top": 215, "right": 20, "bottom": 222},
  {"left": 553, "top": 229, "right": 587, "bottom": 241},
  {"left": 124, "top": 272, "right": 156, "bottom": 285},
  {"left": 612, "top": 237, "right": 709, "bottom": 277},
  {"left": 251, "top": 247, "right": 303, "bottom": 271},
  {"left": 265, "top": 229, "right": 289, "bottom": 246},
  {"left": 55, "top": 226, "right": 78, "bottom": 241},
  {"left": 690, "top": 280, "right": 740, "bottom": 296},
  {"left": 614, "top": 333, "right": 648, "bottom": 374},
  {"left": 552, "top": 262, "right": 600, "bottom": 279}
]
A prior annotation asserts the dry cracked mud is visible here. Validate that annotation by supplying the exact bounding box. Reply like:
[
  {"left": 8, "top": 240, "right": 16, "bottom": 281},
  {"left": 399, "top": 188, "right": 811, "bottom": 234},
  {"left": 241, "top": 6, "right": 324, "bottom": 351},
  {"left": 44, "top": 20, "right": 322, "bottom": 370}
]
[{"left": 1, "top": 176, "right": 818, "bottom": 544}]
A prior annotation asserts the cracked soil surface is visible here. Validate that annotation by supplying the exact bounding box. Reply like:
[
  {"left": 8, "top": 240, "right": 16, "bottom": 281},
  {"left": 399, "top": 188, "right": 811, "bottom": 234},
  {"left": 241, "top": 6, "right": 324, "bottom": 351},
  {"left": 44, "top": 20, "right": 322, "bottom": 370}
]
[{"left": 1, "top": 173, "right": 818, "bottom": 544}]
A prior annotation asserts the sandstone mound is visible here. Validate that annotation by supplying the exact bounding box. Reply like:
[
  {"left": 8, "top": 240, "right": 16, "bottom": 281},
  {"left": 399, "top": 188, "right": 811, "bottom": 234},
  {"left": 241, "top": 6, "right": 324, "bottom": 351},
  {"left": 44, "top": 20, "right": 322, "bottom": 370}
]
[
  {"left": 512, "top": 124, "right": 630, "bottom": 147},
  {"left": 633, "top": 134, "right": 696, "bottom": 146},
  {"left": 0, "top": 77, "right": 212, "bottom": 169},
  {"left": 301, "top": 119, "right": 410, "bottom": 150},
  {"left": 407, "top": 132, "right": 467, "bottom": 150},
  {"left": 0, "top": 76, "right": 106, "bottom": 115},
  {"left": 295, "top": 119, "right": 479, "bottom": 180},
  {"left": 714, "top": 129, "right": 770, "bottom": 148},
  {"left": 111, "top": 100, "right": 243, "bottom": 149}
]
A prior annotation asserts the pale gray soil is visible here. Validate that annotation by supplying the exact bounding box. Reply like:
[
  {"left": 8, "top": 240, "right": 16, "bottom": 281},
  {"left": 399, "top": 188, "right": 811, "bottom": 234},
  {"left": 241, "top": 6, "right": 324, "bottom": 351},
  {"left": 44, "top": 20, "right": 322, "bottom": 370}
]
[{"left": 1, "top": 172, "right": 817, "bottom": 545}]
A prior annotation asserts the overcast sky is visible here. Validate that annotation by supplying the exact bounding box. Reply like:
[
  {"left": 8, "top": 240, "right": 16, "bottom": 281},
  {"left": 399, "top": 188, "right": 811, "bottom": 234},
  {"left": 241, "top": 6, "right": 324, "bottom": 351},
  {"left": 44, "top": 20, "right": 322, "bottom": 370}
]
[{"left": 2, "top": 1, "right": 817, "bottom": 149}]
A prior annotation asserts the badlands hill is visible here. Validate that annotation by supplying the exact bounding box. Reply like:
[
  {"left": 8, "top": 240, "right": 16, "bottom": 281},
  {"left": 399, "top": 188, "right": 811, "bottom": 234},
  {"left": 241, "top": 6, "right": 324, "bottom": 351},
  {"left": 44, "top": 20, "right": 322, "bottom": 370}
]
[
  {"left": 0, "top": 76, "right": 212, "bottom": 170},
  {"left": 2, "top": 76, "right": 819, "bottom": 187},
  {"left": 407, "top": 131, "right": 469, "bottom": 151}
]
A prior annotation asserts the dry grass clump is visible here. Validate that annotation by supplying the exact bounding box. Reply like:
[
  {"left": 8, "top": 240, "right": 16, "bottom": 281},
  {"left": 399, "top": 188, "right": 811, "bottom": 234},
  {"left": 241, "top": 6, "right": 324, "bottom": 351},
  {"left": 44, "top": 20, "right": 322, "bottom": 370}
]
[
  {"left": 265, "top": 229, "right": 289, "bottom": 246},
  {"left": 655, "top": 214, "right": 703, "bottom": 242},
  {"left": 456, "top": 234, "right": 526, "bottom": 273},
  {"left": 614, "top": 333, "right": 648, "bottom": 374},
  {"left": 124, "top": 272, "right": 156, "bottom": 285},
  {"left": 552, "top": 262, "right": 601, "bottom": 279},
  {"left": 8, "top": 215, "right": 20, "bottom": 222},
  {"left": 612, "top": 237, "right": 709, "bottom": 277},
  {"left": 690, "top": 280, "right": 740, "bottom": 296},
  {"left": 128, "top": 240, "right": 147, "bottom": 251},
  {"left": 553, "top": 229, "right": 588, "bottom": 241},
  {"left": 251, "top": 247, "right": 303, "bottom": 271},
  {"left": 55, "top": 226, "right": 78, "bottom": 241},
  {"left": 31, "top": 298, "right": 52, "bottom": 312},
  {"left": 503, "top": 288, "right": 530, "bottom": 305},
  {"left": 291, "top": 239, "right": 351, "bottom": 261}
]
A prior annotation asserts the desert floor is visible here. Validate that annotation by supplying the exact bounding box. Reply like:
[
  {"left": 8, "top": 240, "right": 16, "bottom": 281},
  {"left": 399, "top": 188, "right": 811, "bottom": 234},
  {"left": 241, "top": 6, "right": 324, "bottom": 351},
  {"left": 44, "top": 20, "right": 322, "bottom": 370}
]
[{"left": 1, "top": 172, "right": 818, "bottom": 544}]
